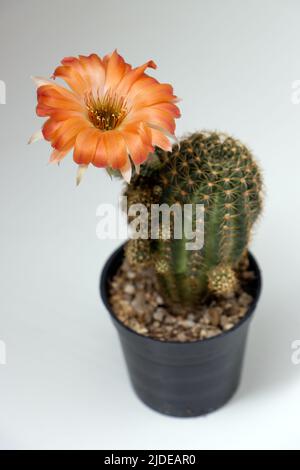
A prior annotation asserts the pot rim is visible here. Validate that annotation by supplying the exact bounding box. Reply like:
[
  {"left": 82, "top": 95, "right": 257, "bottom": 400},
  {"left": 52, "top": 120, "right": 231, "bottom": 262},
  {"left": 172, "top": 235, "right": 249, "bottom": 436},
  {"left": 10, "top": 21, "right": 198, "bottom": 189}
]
[{"left": 100, "top": 243, "right": 262, "bottom": 345}]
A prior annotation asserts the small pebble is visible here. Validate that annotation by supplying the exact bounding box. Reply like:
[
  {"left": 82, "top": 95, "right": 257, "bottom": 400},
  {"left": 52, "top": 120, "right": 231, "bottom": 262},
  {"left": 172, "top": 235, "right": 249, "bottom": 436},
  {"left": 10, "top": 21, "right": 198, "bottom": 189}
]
[
  {"left": 164, "top": 315, "right": 177, "bottom": 325},
  {"left": 209, "top": 307, "right": 222, "bottom": 326},
  {"left": 202, "top": 312, "right": 211, "bottom": 325},
  {"left": 177, "top": 332, "right": 187, "bottom": 342},
  {"left": 127, "top": 271, "right": 136, "bottom": 280},
  {"left": 181, "top": 319, "right": 196, "bottom": 329},
  {"left": 132, "top": 292, "right": 145, "bottom": 313},
  {"left": 156, "top": 295, "right": 164, "bottom": 305},
  {"left": 224, "top": 302, "right": 233, "bottom": 310},
  {"left": 205, "top": 330, "right": 219, "bottom": 338},
  {"left": 153, "top": 308, "right": 166, "bottom": 322},
  {"left": 238, "top": 292, "right": 253, "bottom": 306},
  {"left": 124, "top": 283, "right": 135, "bottom": 295},
  {"left": 219, "top": 315, "right": 225, "bottom": 325}
]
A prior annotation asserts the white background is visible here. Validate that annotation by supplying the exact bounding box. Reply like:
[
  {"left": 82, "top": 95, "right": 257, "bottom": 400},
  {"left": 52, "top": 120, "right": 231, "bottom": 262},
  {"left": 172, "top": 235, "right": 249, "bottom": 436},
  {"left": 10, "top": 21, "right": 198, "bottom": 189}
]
[{"left": 0, "top": 0, "right": 300, "bottom": 450}]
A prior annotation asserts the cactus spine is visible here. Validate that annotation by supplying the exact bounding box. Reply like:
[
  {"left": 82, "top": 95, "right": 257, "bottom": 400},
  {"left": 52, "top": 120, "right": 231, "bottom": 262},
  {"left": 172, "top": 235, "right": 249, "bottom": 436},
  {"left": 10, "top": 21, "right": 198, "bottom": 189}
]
[{"left": 125, "top": 131, "right": 263, "bottom": 309}]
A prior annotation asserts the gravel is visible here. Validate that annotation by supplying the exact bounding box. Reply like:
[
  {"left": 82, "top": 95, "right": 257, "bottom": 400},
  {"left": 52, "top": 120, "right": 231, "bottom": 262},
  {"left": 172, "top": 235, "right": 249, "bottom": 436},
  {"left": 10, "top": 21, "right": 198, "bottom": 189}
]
[{"left": 109, "top": 259, "right": 254, "bottom": 342}]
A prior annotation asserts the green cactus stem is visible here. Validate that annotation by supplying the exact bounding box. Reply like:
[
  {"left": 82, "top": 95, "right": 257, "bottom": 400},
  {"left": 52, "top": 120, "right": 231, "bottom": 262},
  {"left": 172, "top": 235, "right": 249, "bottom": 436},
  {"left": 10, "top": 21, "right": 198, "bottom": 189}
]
[{"left": 125, "top": 131, "right": 263, "bottom": 309}]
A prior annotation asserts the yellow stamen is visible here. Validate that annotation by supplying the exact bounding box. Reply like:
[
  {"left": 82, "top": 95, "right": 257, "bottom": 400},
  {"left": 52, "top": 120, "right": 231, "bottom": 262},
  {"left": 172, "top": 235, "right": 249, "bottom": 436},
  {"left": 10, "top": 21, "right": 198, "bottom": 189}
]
[{"left": 85, "top": 90, "right": 128, "bottom": 131}]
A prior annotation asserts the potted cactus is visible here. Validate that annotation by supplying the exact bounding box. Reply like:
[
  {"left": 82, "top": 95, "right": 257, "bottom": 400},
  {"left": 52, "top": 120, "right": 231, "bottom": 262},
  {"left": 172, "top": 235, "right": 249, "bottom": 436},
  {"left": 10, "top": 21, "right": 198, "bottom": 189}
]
[
  {"left": 102, "top": 131, "right": 262, "bottom": 417},
  {"left": 30, "top": 51, "right": 263, "bottom": 417}
]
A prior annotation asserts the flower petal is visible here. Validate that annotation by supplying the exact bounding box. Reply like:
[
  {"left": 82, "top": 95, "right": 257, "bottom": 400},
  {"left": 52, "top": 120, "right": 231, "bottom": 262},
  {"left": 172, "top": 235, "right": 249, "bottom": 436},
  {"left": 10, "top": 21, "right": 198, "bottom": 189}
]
[
  {"left": 93, "top": 133, "right": 109, "bottom": 168},
  {"left": 53, "top": 65, "right": 88, "bottom": 95},
  {"left": 117, "top": 60, "right": 156, "bottom": 95},
  {"left": 120, "top": 159, "right": 132, "bottom": 183},
  {"left": 126, "top": 76, "right": 159, "bottom": 102},
  {"left": 76, "top": 164, "right": 89, "bottom": 186},
  {"left": 31, "top": 76, "right": 54, "bottom": 87},
  {"left": 122, "top": 124, "right": 153, "bottom": 165},
  {"left": 104, "top": 130, "right": 128, "bottom": 169},
  {"left": 36, "top": 84, "right": 84, "bottom": 117},
  {"left": 78, "top": 54, "right": 106, "bottom": 95},
  {"left": 123, "top": 106, "right": 177, "bottom": 134},
  {"left": 73, "top": 128, "right": 100, "bottom": 165},
  {"left": 131, "top": 83, "right": 177, "bottom": 110},
  {"left": 103, "top": 50, "right": 127, "bottom": 91},
  {"left": 28, "top": 129, "right": 43, "bottom": 144},
  {"left": 51, "top": 118, "right": 91, "bottom": 151},
  {"left": 42, "top": 118, "right": 62, "bottom": 141},
  {"left": 150, "top": 127, "right": 172, "bottom": 151},
  {"left": 49, "top": 148, "right": 68, "bottom": 163}
]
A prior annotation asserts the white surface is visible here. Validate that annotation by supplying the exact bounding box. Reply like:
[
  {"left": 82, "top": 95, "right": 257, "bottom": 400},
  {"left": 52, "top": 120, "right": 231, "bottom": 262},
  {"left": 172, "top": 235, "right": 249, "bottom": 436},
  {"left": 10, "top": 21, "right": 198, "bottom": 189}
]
[{"left": 0, "top": 0, "right": 300, "bottom": 450}]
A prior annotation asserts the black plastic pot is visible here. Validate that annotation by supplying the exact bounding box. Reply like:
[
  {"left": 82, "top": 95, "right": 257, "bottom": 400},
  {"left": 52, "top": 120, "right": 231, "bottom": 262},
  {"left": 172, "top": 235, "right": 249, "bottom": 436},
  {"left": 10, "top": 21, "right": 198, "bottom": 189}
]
[{"left": 100, "top": 244, "right": 262, "bottom": 417}]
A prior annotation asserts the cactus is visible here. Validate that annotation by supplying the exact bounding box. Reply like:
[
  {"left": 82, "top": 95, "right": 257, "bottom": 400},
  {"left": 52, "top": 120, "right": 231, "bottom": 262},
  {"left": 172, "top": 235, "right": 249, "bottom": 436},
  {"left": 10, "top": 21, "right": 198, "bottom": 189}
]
[{"left": 125, "top": 131, "right": 263, "bottom": 309}]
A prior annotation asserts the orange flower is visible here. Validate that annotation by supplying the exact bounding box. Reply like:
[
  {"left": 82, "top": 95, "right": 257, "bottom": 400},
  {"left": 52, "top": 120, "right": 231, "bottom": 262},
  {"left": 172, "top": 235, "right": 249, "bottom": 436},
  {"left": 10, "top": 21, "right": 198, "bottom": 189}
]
[{"left": 30, "top": 51, "right": 180, "bottom": 183}]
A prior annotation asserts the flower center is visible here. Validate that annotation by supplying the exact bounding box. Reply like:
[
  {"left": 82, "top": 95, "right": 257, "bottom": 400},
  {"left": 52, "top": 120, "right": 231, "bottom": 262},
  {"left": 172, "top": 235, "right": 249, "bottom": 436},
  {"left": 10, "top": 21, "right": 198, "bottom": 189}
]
[{"left": 85, "top": 90, "right": 127, "bottom": 131}]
